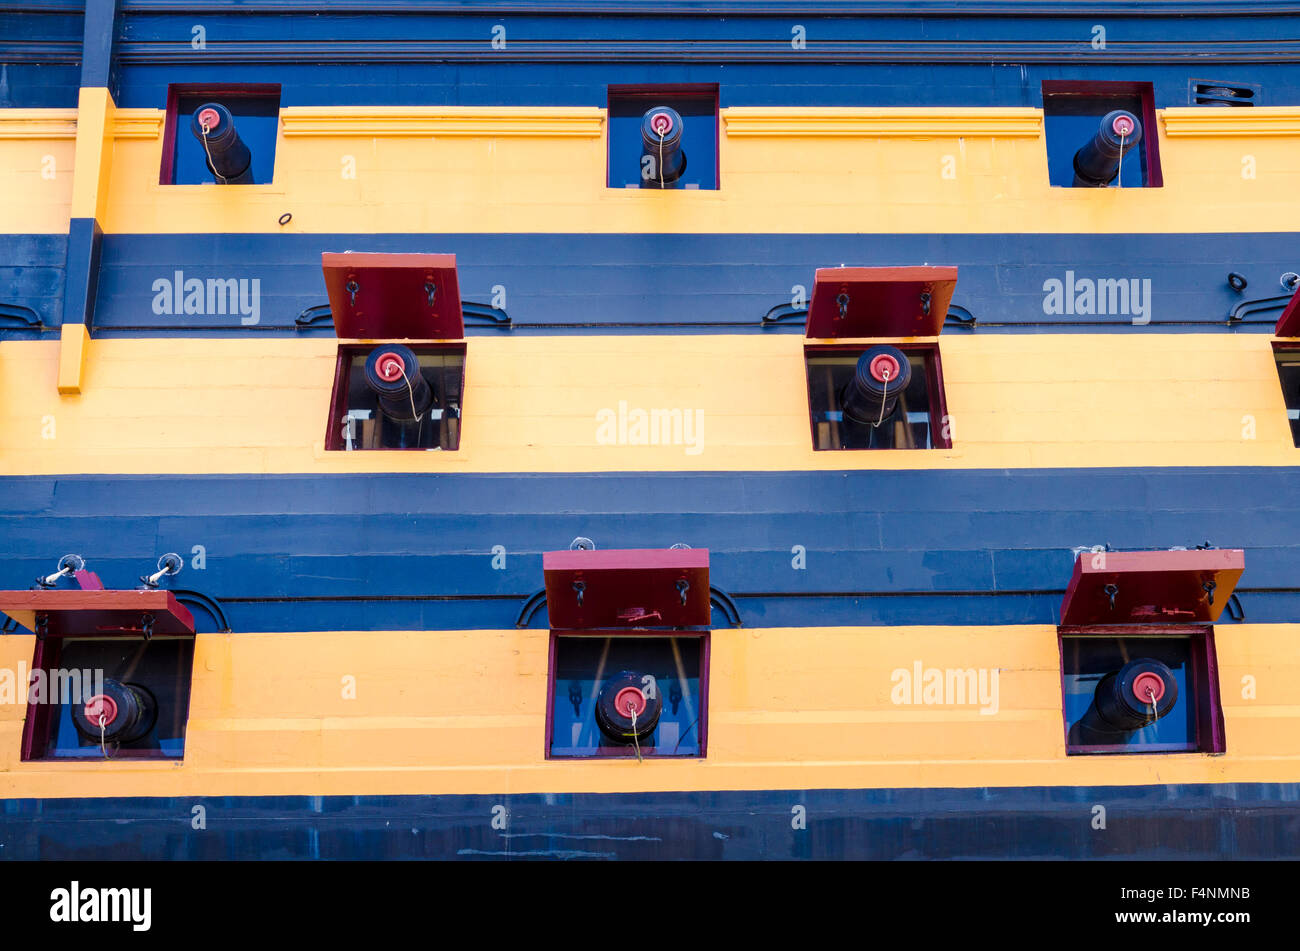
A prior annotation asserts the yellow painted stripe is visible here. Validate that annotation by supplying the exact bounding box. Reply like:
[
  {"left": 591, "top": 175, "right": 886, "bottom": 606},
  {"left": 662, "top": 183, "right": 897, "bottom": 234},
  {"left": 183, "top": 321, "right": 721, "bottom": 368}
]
[
  {"left": 1, "top": 333, "right": 1294, "bottom": 475},
  {"left": 0, "top": 624, "right": 1294, "bottom": 799},
  {"left": 722, "top": 106, "right": 1043, "bottom": 137},
  {"left": 279, "top": 105, "right": 604, "bottom": 138},
  {"left": 83, "top": 106, "right": 1300, "bottom": 234},
  {"left": 0, "top": 110, "right": 77, "bottom": 233}
]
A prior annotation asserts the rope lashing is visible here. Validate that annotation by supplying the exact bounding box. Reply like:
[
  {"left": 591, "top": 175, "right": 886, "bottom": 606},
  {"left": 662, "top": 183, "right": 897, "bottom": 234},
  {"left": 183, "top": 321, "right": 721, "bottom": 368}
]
[
  {"left": 629, "top": 700, "right": 642, "bottom": 762},
  {"left": 199, "top": 119, "right": 228, "bottom": 185}
]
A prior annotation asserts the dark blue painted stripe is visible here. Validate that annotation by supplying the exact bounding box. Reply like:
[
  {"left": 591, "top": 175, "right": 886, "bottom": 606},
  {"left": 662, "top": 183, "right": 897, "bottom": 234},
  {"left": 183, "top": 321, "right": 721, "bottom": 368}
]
[
  {"left": 3, "top": 783, "right": 1297, "bottom": 859},
  {"left": 0, "top": 468, "right": 1295, "bottom": 631},
  {"left": 80, "top": 232, "right": 1300, "bottom": 337},
  {"left": 0, "top": 235, "right": 67, "bottom": 337},
  {"left": 0, "top": 6, "right": 82, "bottom": 108}
]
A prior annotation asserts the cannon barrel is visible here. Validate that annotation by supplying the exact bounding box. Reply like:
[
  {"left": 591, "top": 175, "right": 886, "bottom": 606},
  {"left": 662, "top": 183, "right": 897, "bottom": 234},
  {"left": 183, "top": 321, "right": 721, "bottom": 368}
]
[
  {"left": 1068, "top": 657, "right": 1178, "bottom": 744},
  {"left": 190, "top": 102, "right": 254, "bottom": 184},
  {"left": 841, "top": 345, "right": 913, "bottom": 428},
  {"left": 640, "top": 106, "right": 687, "bottom": 187},
  {"left": 73, "top": 678, "right": 157, "bottom": 745},
  {"left": 364, "top": 345, "right": 433, "bottom": 423},
  {"left": 595, "top": 670, "right": 662, "bottom": 744},
  {"left": 1072, "top": 109, "right": 1143, "bottom": 187}
]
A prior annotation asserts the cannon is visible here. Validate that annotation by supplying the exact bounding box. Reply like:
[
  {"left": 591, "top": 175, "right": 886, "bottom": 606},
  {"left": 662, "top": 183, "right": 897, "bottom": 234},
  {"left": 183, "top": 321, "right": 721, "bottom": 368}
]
[
  {"left": 73, "top": 678, "right": 158, "bottom": 745},
  {"left": 841, "top": 345, "right": 913, "bottom": 428},
  {"left": 641, "top": 106, "right": 687, "bottom": 187},
  {"left": 1068, "top": 657, "right": 1178, "bottom": 744},
  {"left": 1072, "top": 109, "right": 1143, "bottom": 187},
  {"left": 189, "top": 102, "right": 254, "bottom": 184}
]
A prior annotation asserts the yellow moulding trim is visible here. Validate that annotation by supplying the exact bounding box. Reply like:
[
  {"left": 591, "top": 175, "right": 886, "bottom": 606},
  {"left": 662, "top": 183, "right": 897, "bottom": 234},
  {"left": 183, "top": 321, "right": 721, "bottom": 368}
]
[
  {"left": 1162, "top": 106, "right": 1300, "bottom": 137},
  {"left": 722, "top": 106, "right": 1044, "bottom": 138},
  {"left": 0, "top": 109, "right": 79, "bottom": 140},
  {"left": 112, "top": 109, "right": 164, "bottom": 140},
  {"left": 280, "top": 105, "right": 606, "bottom": 138}
]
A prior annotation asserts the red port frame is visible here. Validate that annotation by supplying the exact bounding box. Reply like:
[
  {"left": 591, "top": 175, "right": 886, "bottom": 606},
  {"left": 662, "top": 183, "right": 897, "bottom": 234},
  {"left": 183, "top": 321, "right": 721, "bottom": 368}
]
[
  {"left": 1040, "top": 80, "right": 1164, "bottom": 188},
  {"left": 606, "top": 83, "right": 720, "bottom": 190},
  {"left": 1057, "top": 625, "right": 1225, "bottom": 756},
  {"left": 324, "top": 341, "right": 467, "bottom": 451},
  {"left": 159, "top": 82, "right": 281, "bottom": 185},
  {"left": 20, "top": 634, "right": 198, "bottom": 761},
  {"left": 543, "top": 629, "right": 710, "bottom": 760},
  {"left": 803, "top": 340, "right": 952, "bottom": 451}
]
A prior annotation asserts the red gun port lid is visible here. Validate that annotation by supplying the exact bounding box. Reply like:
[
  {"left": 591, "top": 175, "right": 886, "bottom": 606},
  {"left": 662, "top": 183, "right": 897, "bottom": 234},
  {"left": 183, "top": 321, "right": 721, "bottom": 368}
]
[
  {"left": 0, "top": 589, "right": 195, "bottom": 637},
  {"left": 1059, "top": 548, "right": 1245, "bottom": 627},
  {"left": 1276, "top": 291, "right": 1300, "bottom": 337},
  {"left": 806, "top": 266, "right": 958, "bottom": 339},
  {"left": 542, "top": 548, "right": 710, "bottom": 629},
  {"left": 321, "top": 252, "right": 463, "bottom": 340}
]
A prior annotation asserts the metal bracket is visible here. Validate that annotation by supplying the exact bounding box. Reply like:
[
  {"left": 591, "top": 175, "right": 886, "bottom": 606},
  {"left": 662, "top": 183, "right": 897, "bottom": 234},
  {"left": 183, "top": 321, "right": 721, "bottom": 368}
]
[
  {"left": 461, "top": 301, "right": 512, "bottom": 327},
  {"left": 945, "top": 304, "right": 976, "bottom": 328},
  {"left": 760, "top": 302, "right": 808, "bottom": 327},
  {"left": 708, "top": 585, "right": 743, "bottom": 628},
  {"left": 0, "top": 302, "right": 44, "bottom": 331},
  {"left": 514, "top": 589, "right": 548, "bottom": 629},
  {"left": 836, "top": 292, "right": 850, "bottom": 321},
  {"left": 294, "top": 303, "right": 334, "bottom": 329}
]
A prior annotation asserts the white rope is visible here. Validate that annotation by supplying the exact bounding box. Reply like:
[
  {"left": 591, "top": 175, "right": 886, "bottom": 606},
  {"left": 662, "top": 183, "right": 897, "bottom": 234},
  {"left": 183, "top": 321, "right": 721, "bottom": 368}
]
[
  {"left": 657, "top": 127, "right": 665, "bottom": 190},
  {"left": 1116, "top": 131, "right": 1126, "bottom": 189},
  {"left": 199, "top": 121, "right": 228, "bottom": 185},
  {"left": 98, "top": 712, "right": 111, "bottom": 759},
  {"left": 629, "top": 700, "right": 642, "bottom": 762},
  {"left": 398, "top": 363, "right": 422, "bottom": 423},
  {"left": 875, "top": 368, "right": 891, "bottom": 427}
]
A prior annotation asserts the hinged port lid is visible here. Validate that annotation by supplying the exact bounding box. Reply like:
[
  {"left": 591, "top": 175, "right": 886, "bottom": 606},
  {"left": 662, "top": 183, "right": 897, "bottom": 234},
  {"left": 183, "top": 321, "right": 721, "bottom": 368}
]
[
  {"left": 1275, "top": 292, "right": 1300, "bottom": 337},
  {"left": 1059, "top": 548, "right": 1244, "bottom": 627},
  {"left": 806, "top": 266, "right": 957, "bottom": 339},
  {"left": 322, "top": 252, "right": 463, "bottom": 340},
  {"left": 543, "top": 548, "right": 710, "bottom": 629},
  {"left": 0, "top": 589, "right": 196, "bottom": 637}
]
